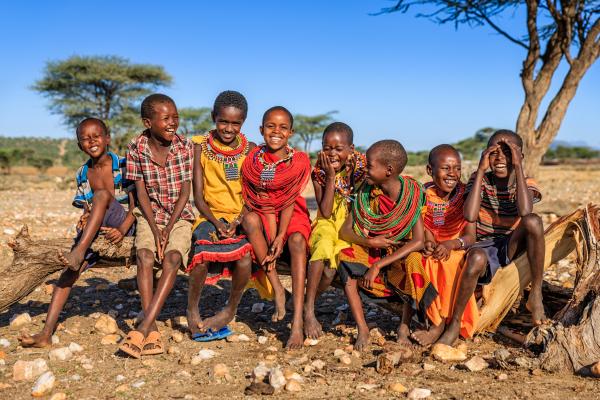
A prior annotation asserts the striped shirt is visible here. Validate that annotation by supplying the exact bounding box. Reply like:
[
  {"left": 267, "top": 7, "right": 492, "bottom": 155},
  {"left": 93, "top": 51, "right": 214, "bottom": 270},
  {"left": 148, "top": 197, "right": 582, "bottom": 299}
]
[
  {"left": 125, "top": 131, "right": 194, "bottom": 226},
  {"left": 466, "top": 171, "right": 541, "bottom": 240},
  {"left": 73, "top": 151, "right": 132, "bottom": 208}
]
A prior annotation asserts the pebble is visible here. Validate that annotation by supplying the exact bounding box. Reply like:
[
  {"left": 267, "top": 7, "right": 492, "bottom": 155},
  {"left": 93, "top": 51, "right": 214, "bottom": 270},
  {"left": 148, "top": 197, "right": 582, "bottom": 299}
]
[
  {"left": 265, "top": 354, "right": 277, "bottom": 361},
  {"left": 49, "top": 393, "right": 67, "bottom": 400},
  {"left": 49, "top": 347, "right": 73, "bottom": 361},
  {"left": 513, "top": 357, "right": 532, "bottom": 368},
  {"left": 167, "top": 346, "right": 180, "bottom": 355},
  {"left": 237, "top": 334, "right": 250, "bottom": 342},
  {"left": 290, "top": 355, "right": 309, "bottom": 365},
  {"left": 82, "top": 363, "right": 93, "bottom": 370},
  {"left": 339, "top": 355, "right": 352, "bottom": 365},
  {"left": 131, "top": 380, "right": 145, "bottom": 389},
  {"left": 494, "top": 348, "right": 511, "bottom": 362},
  {"left": 266, "top": 345, "right": 278, "bottom": 352},
  {"left": 115, "top": 384, "right": 129, "bottom": 393},
  {"left": 388, "top": 382, "right": 408, "bottom": 393},
  {"left": 51, "top": 335, "right": 60, "bottom": 345},
  {"left": 94, "top": 315, "right": 118, "bottom": 335},
  {"left": 177, "top": 370, "right": 192, "bottom": 379},
  {"left": 252, "top": 303, "right": 265, "bottom": 313},
  {"left": 252, "top": 363, "right": 270, "bottom": 382},
  {"left": 116, "top": 374, "right": 126, "bottom": 382},
  {"left": 311, "top": 359, "right": 326, "bottom": 370},
  {"left": 496, "top": 373, "right": 508, "bottom": 381},
  {"left": 31, "top": 371, "right": 55, "bottom": 397},
  {"left": 197, "top": 349, "right": 216, "bottom": 360},
  {"left": 226, "top": 334, "right": 240, "bottom": 343},
  {"left": 9, "top": 313, "right": 32, "bottom": 329},
  {"left": 285, "top": 380, "right": 302, "bottom": 392},
  {"left": 269, "top": 367, "right": 286, "bottom": 390},
  {"left": 13, "top": 359, "right": 49, "bottom": 381},
  {"left": 257, "top": 336, "right": 268, "bottom": 344},
  {"left": 304, "top": 338, "right": 319, "bottom": 346},
  {"left": 283, "top": 370, "right": 304, "bottom": 383},
  {"left": 422, "top": 363, "right": 436, "bottom": 371},
  {"left": 464, "top": 356, "right": 489, "bottom": 372},
  {"left": 101, "top": 334, "right": 121, "bottom": 345},
  {"left": 171, "top": 331, "right": 184, "bottom": 343},
  {"left": 531, "top": 368, "right": 544, "bottom": 376},
  {"left": 172, "top": 316, "right": 188, "bottom": 329},
  {"left": 70, "top": 374, "right": 81, "bottom": 381},
  {"left": 431, "top": 343, "right": 467, "bottom": 362},
  {"left": 212, "top": 363, "right": 229, "bottom": 378},
  {"left": 0, "top": 338, "right": 10, "bottom": 348},
  {"left": 356, "top": 383, "right": 379, "bottom": 391},
  {"left": 407, "top": 388, "right": 432, "bottom": 399},
  {"left": 68, "top": 342, "right": 84, "bottom": 353}
]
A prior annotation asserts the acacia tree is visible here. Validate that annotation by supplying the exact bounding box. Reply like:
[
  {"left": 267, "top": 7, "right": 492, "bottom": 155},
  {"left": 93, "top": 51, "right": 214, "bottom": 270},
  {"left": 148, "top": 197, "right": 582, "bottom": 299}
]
[
  {"left": 33, "top": 55, "right": 172, "bottom": 137},
  {"left": 379, "top": 0, "right": 600, "bottom": 176},
  {"left": 293, "top": 111, "right": 338, "bottom": 152},
  {"left": 178, "top": 107, "right": 213, "bottom": 137}
]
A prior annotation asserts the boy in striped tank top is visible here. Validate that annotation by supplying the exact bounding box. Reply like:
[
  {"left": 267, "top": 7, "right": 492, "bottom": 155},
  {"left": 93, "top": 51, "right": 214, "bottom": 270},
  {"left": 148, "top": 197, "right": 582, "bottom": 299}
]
[{"left": 437, "top": 130, "right": 547, "bottom": 346}]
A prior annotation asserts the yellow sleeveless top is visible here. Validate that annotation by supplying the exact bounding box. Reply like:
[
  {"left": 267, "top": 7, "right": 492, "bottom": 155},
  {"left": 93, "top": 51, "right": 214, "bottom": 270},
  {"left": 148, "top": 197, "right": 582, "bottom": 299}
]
[{"left": 191, "top": 133, "right": 249, "bottom": 229}]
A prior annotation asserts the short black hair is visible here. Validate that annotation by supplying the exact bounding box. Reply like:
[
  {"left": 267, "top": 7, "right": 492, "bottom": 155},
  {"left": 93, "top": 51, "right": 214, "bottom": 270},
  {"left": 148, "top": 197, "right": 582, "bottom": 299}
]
[
  {"left": 368, "top": 139, "right": 407, "bottom": 173},
  {"left": 262, "top": 106, "right": 293, "bottom": 128},
  {"left": 76, "top": 117, "right": 109, "bottom": 139},
  {"left": 213, "top": 90, "right": 248, "bottom": 119},
  {"left": 488, "top": 129, "right": 523, "bottom": 149},
  {"left": 141, "top": 93, "right": 176, "bottom": 119},
  {"left": 428, "top": 144, "right": 460, "bottom": 166},
  {"left": 323, "top": 122, "right": 354, "bottom": 145}
]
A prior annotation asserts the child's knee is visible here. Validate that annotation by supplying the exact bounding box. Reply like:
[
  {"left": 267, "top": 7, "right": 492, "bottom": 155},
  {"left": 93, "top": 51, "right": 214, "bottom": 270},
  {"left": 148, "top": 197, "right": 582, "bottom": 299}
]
[
  {"left": 287, "top": 232, "right": 306, "bottom": 251},
  {"left": 521, "top": 213, "right": 543, "bottom": 234},
  {"left": 237, "top": 253, "right": 253, "bottom": 267},
  {"left": 163, "top": 251, "right": 183, "bottom": 269},
  {"left": 92, "top": 189, "right": 112, "bottom": 204},
  {"left": 242, "top": 212, "right": 261, "bottom": 231},
  {"left": 323, "top": 266, "right": 336, "bottom": 280},
  {"left": 465, "top": 249, "right": 487, "bottom": 277},
  {"left": 136, "top": 249, "right": 155, "bottom": 267}
]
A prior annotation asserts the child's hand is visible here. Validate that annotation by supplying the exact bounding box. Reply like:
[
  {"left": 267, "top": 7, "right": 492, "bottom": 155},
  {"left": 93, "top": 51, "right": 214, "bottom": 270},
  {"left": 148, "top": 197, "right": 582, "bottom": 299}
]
[
  {"left": 262, "top": 235, "right": 284, "bottom": 270},
  {"left": 100, "top": 227, "right": 124, "bottom": 244},
  {"left": 361, "top": 263, "right": 382, "bottom": 289},
  {"left": 153, "top": 231, "right": 164, "bottom": 262},
  {"left": 422, "top": 240, "right": 436, "bottom": 257},
  {"left": 319, "top": 151, "right": 336, "bottom": 179},
  {"left": 502, "top": 139, "right": 523, "bottom": 168},
  {"left": 368, "top": 233, "right": 395, "bottom": 249},
  {"left": 433, "top": 242, "right": 451, "bottom": 261},
  {"left": 77, "top": 204, "right": 91, "bottom": 231},
  {"left": 214, "top": 220, "right": 230, "bottom": 239},
  {"left": 478, "top": 144, "right": 499, "bottom": 172}
]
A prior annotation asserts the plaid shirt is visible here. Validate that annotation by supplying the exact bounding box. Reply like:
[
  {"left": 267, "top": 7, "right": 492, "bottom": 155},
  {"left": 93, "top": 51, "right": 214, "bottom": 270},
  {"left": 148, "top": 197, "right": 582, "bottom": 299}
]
[{"left": 126, "top": 131, "right": 194, "bottom": 225}]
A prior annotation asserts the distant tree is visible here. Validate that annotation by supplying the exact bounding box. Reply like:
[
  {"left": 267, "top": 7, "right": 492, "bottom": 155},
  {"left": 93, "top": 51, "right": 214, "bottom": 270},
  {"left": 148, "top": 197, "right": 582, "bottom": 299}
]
[
  {"left": 292, "top": 111, "right": 337, "bottom": 153},
  {"left": 378, "top": 1, "right": 600, "bottom": 177},
  {"left": 179, "top": 107, "right": 213, "bottom": 137},
  {"left": 29, "top": 157, "right": 54, "bottom": 173},
  {"left": 33, "top": 55, "right": 171, "bottom": 137},
  {"left": 453, "top": 127, "right": 496, "bottom": 160},
  {"left": 545, "top": 145, "right": 600, "bottom": 160}
]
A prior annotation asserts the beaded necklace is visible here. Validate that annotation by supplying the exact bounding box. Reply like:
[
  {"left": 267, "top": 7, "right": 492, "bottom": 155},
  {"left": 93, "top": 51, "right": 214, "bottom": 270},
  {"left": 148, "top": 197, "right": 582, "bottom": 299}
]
[
  {"left": 312, "top": 151, "right": 366, "bottom": 201},
  {"left": 353, "top": 176, "right": 425, "bottom": 243},
  {"left": 202, "top": 131, "right": 249, "bottom": 181},
  {"left": 424, "top": 181, "right": 465, "bottom": 228},
  {"left": 256, "top": 145, "right": 294, "bottom": 188}
]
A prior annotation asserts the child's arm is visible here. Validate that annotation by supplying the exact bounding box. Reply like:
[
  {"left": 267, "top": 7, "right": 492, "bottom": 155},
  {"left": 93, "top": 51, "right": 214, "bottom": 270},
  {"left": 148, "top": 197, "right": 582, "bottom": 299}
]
[
  {"left": 433, "top": 221, "right": 476, "bottom": 261},
  {"left": 135, "top": 180, "right": 165, "bottom": 260},
  {"left": 464, "top": 144, "right": 499, "bottom": 222},
  {"left": 314, "top": 152, "right": 337, "bottom": 219},
  {"left": 505, "top": 140, "right": 533, "bottom": 216},
  {"left": 362, "top": 218, "right": 425, "bottom": 289},
  {"left": 192, "top": 144, "right": 229, "bottom": 237},
  {"left": 423, "top": 228, "right": 436, "bottom": 257},
  {"left": 339, "top": 213, "right": 396, "bottom": 248},
  {"left": 161, "top": 180, "right": 191, "bottom": 245}
]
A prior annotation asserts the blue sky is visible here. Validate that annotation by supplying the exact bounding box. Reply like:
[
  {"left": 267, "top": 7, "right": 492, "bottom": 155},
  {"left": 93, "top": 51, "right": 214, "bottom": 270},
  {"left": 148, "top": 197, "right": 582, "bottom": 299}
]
[{"left": 0, "top": 0, "right": 598, "bottom": 151}]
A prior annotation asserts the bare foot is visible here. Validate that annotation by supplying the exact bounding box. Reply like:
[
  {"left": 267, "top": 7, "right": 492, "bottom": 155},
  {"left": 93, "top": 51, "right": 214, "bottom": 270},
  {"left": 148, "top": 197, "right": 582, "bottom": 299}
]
[
  {"left": 186, "top": 308, "right": 202, "bottom": 336},
  {"left": 396, "top": 323, "right": 412, "bottom": 347},
  {"left": 436, "top": 320, "right": 460, "bottom": 346},
  {"left": 526, "top": 290, "right": 549, "bottom": 326},
  {"left": 286, "top": 324, "right": 304, "bottom": 350},
  {"left": 411, "top": 322, "right": 446, "bottom": 347},
  {"left": 303, "top": 310, "right": 323, "bottom": 339},
  {"left": 58, "top": 249, "right": 85, "bottom": 271},
  {"left": 354, "top": 329, "right": 370, "bottom": 352},
  {"left": 271, "top": 290, "right": 286, "bottom": 322},
  {"left": 199, "top": 306, "right": 236, "bottom": 332},
  {"left": 18, "top": 332, "right": 52, "bottom": 348}
]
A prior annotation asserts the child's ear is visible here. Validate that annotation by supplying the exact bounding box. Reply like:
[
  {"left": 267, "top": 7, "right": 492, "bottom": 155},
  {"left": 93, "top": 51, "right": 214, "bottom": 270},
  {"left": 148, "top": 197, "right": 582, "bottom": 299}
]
[
  {"left": 142, "top": 117, "right": 151, "bottom": 129},
  {"left": 289, "top": 128, "right": 294, "bottom": 136},
  {"left": 386, "top": 164, "right": 393, "bottom": 177},
  {"left": 259, "top": 125, "right": 264, "bottom": 136},
  {"left": 77, "top": 141, "right": 83, "bottom": 152},
  {"left": 426, "top": 164, "right": 433, "bottom": 177},
  {"left": 350, "top": 144, "right": 355, "bottom": 152}
]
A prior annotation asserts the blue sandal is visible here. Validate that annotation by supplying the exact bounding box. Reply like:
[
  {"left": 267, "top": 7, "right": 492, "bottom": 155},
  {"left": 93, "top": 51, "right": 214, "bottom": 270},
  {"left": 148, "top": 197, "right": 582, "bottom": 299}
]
[{"left": 191, "top": 326, "right": 233, "bottom": 342}]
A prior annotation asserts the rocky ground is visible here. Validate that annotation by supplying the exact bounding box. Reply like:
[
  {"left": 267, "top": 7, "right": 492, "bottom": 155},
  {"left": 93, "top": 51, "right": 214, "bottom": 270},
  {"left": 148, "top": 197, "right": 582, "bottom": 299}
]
[{"left": 1, "top": 165, "right": 600, "bottom": 399}]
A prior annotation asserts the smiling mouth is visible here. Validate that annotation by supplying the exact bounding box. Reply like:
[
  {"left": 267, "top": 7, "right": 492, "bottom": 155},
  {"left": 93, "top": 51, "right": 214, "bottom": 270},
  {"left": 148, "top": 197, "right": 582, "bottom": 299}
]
[
  {"left": 494, "top": 163, "right": 507, "bottom": 170},
  {"left": 443, "top": 178, "right": 457, "bottom": 186},
  {"left": 90, "top": 146, "right": 99, "bottom": 152}
]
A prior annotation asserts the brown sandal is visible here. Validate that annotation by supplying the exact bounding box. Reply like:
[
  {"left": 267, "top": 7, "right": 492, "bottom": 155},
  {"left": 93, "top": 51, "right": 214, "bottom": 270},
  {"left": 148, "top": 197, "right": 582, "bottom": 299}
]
[
  {"left": 119, "top": 330, "right": 145, "bottom": 359},
  {"left": 141, "top": 331, "right": 164, "bottom": 356}
]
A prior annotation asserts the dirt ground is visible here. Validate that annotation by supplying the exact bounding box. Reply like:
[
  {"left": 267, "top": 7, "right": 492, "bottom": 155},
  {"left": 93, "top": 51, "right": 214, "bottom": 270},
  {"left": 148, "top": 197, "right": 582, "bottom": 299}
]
[{"left": 1, "top": 165, "right": 600, "bottom": 399}]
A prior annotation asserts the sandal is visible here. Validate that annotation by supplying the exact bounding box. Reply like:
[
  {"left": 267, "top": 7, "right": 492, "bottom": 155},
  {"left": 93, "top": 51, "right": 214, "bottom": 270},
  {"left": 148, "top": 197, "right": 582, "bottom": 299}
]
[
  {"left": 191, "top": 326, "right": 233, "bottom": 342},
  {"left": 142, "top": 331, "right": 164, "bottom": 356},
  {"left": 119, "top": 330, "right": 145, "bottom": 359}
]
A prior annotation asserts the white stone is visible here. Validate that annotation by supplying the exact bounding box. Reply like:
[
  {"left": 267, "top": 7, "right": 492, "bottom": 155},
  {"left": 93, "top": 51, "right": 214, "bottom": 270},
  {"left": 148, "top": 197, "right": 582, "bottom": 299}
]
[
  {"left": 269, "top": 367, "right": 286, "bottom": 390},
  {"left": 68, "top": 342, "right": 84, "bottom": 353},
  {"left": 0, "top": 338, "right": 10, "bottom": 348},
  {"left": 82, "top": 363, "right": 93, "bottom": 370},
  {"left": 177, "top": 370, "right": 192, "bottom": 379},
  {"left": 131, "top": 380, "right": 145, "bottom": 389},
  {"left": 10, "top": 313, "right": 32, "bottom": 329},
  {"left": 212, "top": 363, "right": 229, "bottom": 378},
  {"left": 333, "top": 349, "right": 346, "bottom": 357},
  {"left": 251, "top": 303, "right": 265, "bottom": 313},
  {"left": 116, "top": 374, "right": 126, "bottom": 382},
  {"left": 285, "top": 380, "right": 302, "bottom": 392},
  {"left": 4, "top": 228, "right": 16, "bottom": 235},
  {"left": 407, "top": 388, "right": 432, "bottom": 399},
  {"left": 356, "top": 383, "right": 379, "bottom": 391},
  {"left": 31, "top": 371, "right": 55, "bottom": 397},
  {"left": 464, "top": 356, "right": 489, "bottom": 372},
  {"left": 51, "top": 335, "right": 60, "bottom": 345},
  {"left": 70, "top": 374, "right": 81, "bottom": 381},
  {"left": 252, "top": 363, "right": 270, "bottom": 383},
  {"left": 339, "top": 355, "right": 352, "bottom": 365},
  {"left": 237, "top": 334, "right": 250, "bottom": 342},
  {"left": 197, "top": 349, "right": 216, "bottom": 360},
  {"left": 171, "top": 331, "right": 184, "bottom": 343},
  {"left": 13, "top": 359, "right": 49, "bottom": 381},
  {"left": 303, "top": 338, "right": 319, "bottom": 346},
  {"left": 49, "top": 347, "right": 73, "bottom": 361},
  {"left": 311, "top": 359, "right": 326, "bottom": 370},
  {"left": 257, "top": 336, "right": 268, "bottom": 344}
]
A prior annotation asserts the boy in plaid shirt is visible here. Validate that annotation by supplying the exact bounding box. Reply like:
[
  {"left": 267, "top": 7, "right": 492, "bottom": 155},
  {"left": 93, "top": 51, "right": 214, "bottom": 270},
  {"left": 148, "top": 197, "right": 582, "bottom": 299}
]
[{"left": 120, "top": 94, "right": 194, "bottom": 358}]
